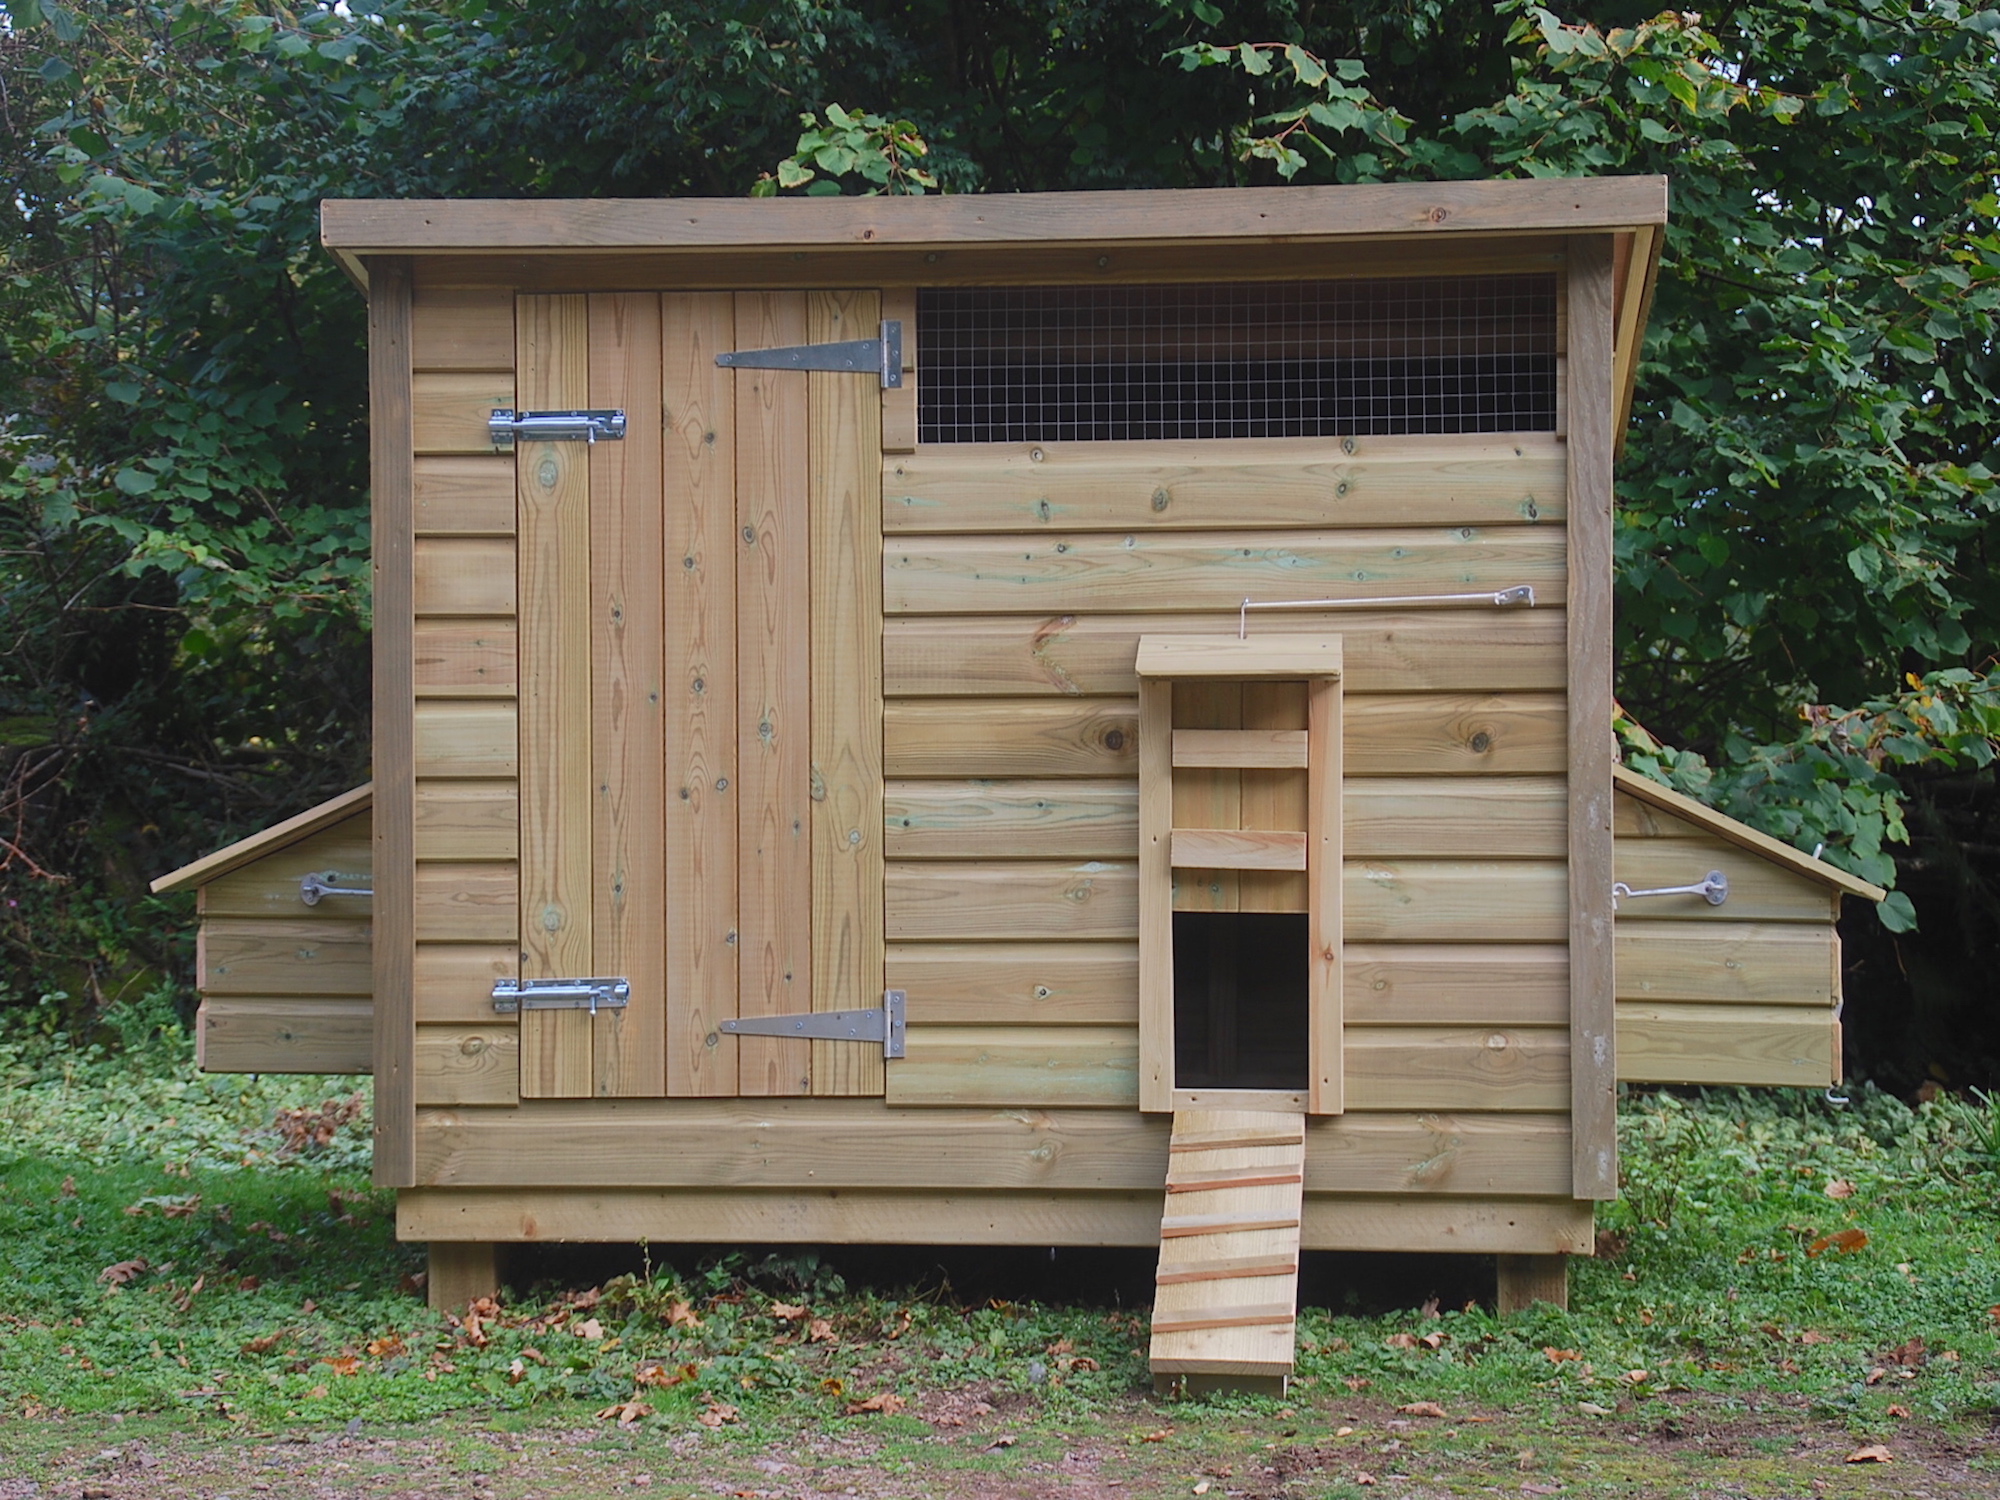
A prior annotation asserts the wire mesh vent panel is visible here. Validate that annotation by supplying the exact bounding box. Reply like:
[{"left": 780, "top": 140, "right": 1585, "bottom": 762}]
[{"left": 918, "top": 276, "right": 1557, "bottom": 443}]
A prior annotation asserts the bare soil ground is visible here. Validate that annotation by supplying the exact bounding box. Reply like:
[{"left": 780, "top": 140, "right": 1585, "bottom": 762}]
[{"left": 5, "top": 1389, "right": 1996, "bottom": 1500}]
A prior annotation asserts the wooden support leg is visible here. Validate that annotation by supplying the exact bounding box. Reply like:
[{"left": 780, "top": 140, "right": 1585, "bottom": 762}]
[
  {"left": 427, "top": 1242, "right": 501, "bottom": 1312},
  {"left": 1496, "top": 1254, "right": 1569, "bottom": 1314}
]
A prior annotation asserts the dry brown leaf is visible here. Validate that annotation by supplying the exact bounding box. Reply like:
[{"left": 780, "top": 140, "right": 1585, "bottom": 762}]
[
  {"left": 365, "top": 1335, "right": 404, "bottom": 1358},
  {"left": 807, "top": 1317, "right": 836, "bottom": 1344},
  {"left": 1799, "top": 1330, "right": 1833, "bottom": 1345},
  {"left": 1825, "top": 1179, "right": 1856, "bottom": 1199},
  {"left": 1335, "top": 1426, "right": 1355, "bottom": 1437},
  {"left": 320, "top": 1355, "right": 361, "bottom": 1377},
  {"left": 1578, "top": 1402, "right": 1615, "bottom": 1417},
  {"left": 985, "top": 1436, "right": 1016, "bottom": 1451},
  {"left": 1845, "top": 1445, "right": 1893, "bottom": 1464},
  {"left": 1343, "top": 1377, "right": 1370, "bottom": 1392},
  {"left": 1071, "top": 1355, "right": 1100, "bottom": 1372},
  {"left": 844, "top": 1392, "right": 906, "bottom": 1416},
  {"left": 666, "top": 1299, "right": 703, "bottom": 1330},
  {"left": 1418, "top": 1331, "right": 1447, "bottom": 1351},
  {"left": 769, "top": 1301, "right": 808, "bottom": 1320},
  {"left": 307, "top": 1384, "right": 328, "bottom": 1399},
  {"left": 1193, "top": 1483, "right": 1210, "bottom": 1496},
  {"left": 1543, "top": 1347, "right": 1580, "bottom": 1363},
  {"left": 1620, "top": 1370, "right": 1649, "bottom": 1385},
  {"left": 1383, "top": 1333, "right": 1419, "bottom": 1349},
  {"left": 1883, "top": 1336, "right": 1928, "bottom": 1367},
  {"left": 1806, "top": 1228, "right": 1869, "bottom": 1257},
  {"left": 597, "top": 1399, "right": 652, "bottom": 1427},
  {"left": 1140, "top": 1427, "right": 1174, "bottom": 1443},
  {"left": 1397, "top": 1402, "right": 1447, "bottom": 1418},
  {"left": 819, "top": 1377, "right": 846, "bottom": 1397},
  {"left": 574, "top": 1318, "right": 605, "bottom": 1341},
  {"left": 506, "top": 1358, "right": 527, "bottom": 1385},
  {"left": 240, "top": 1332, "right": 283, "bottom": 1355},
  {"left": 635, "top": 1361, "right": 696, "bottom": 1389},
  {"left": 60, "top": 1176, "right": 75, "bottom": 1198},
  {"left": 1355, "top": 1473, "right": 1377, "bottom": 1487},
  {"left": 1888, "top": 1405, "right": 1911, "bottom": 1419},
  {"left": 172, "top": 1274, "right": 205, "bottom": 1312},
  {"left": 697, "top": 1397, "right": 740, "bottom": 1428},
  {"left": 1865, "top": 1367, "right": 1888, "bottom": 1385},
  {"left": 97, "top": 1259, "right": 148, "bottom": 1285}
]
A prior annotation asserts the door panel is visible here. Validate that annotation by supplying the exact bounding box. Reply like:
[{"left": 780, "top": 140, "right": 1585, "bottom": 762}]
[{"left": 515, "top": 290, "right": 883, "bottom": 1099}]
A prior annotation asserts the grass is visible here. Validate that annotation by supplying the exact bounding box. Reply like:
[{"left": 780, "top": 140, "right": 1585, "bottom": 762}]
[{"left": 4, "top": 1007, "right": 2000, "bottom": 1495}]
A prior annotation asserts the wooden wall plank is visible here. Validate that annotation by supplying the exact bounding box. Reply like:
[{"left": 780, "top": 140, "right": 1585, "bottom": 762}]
[
  {"left": 1616, "top": 923, "right": 1836, "bottom": 1006},
  {"left": 888, "top": 1025, "right": 1140, "bottom": 1107},
  {"left": 885, "top": 611, "right": 1567, "bottom": 698},
  {"left": 413, "top": 372, "right": 515, "bottom": 455},
  {"left": 1172, "top": 681, "right": 1242, "bottom": 912},
  {"left": 1307, "top": 673, "right": 1343, "bottom": 1115},
  {"left": 888, "top": 860, "right": 1139, "bottom": 941},
  {"left": 413, "top": 538, "right": 516, "bottom": 616},
  {"left": 413, "top": 942, "right": 517, "bottom": 1024},
  {"left": 884, "top": 529, "right": 1565, "bottom": 615},
  {"left": 414, "top": 622, "right": 517, "bottom": 698},
  {"left": 1138, "top": 677, "right": 1174, "bottom": 1112},
  {"left": 884, "top": 434, "right": 1566, "bottom": 532},
  {"left": 1238, "top": 683, "right": 1309, "bottom": 912},
  {"left": 1344, "top": 1026, "right": 1570, "bottom": 1111},
  {"left": 200, "top": 918, "right": 372, "bottom": 997},
  {"left": 1616, "top": 841, "right": 1837, "bottom": 923},
  {"left": 396, "top": 1184, "right": 1594, "bottom": 1253},
  {"left": 1346, "top": 860, "right": 1568, "bottom": 942},
  {"left": 1346, "top": 943, "right": 1568, "bottom": 1025},
  {"left": 880, "top": 286, "right": 917, "bottom": 454},
  {"left": 735, "top": 291, "right": 814, "bottom": 1097},
  {"left": 1568, "top": 233, "right": 1618, "bottom": 1201},
  {"left": 881, "top": 775, "right": 1569, "bottom": 860},
  {"left": 663, "top": 292, "right": 741, "bottom": 1097},
  {"left": 414, "top": 862, "right": 518, "bottom": 942},
  {"left": 808, "top": 289, "right": 886, "bottom": 1097},
  {"left": 411, "top": 287, "right": 516, "bottom": 370},
  {"left": 1305, "top": 1112, "right": 1570, "bottom": 1197},
  {"left": 889, "top": 941, "right": 1139, "bottom": 1024},
  {"left": 415, "top": 1025, "right": 520, "bottom": 1106},
  {"left": 516, "top": 293, "right": 595, "bottom": 1097},
  {"left": 1170, "top": 828, "right": 1307, "bottom": 871},
  {"left": 414, "top": 701, "right": 518, "bottom": 779},
  {"left": 1616, "top": 1003, "right": 1835, "bottom": 1087},
  {"left": 414, "top": 456, "right": 515, "bottom": 536},
  {"left": 196, "top": 998, "right": 373, "bottom": 1075},
  {"left": 412, "top": 781, "right": 519, "bottom": 862},
  {"left": 368, "top": 256, "right": 417, "bottom": 1188},
  {"left": 589, "top": 291, "right": 669, "bottom": 1098},
  {"left": 882, "top": 695, "right": 1564, "bottom": 779}
]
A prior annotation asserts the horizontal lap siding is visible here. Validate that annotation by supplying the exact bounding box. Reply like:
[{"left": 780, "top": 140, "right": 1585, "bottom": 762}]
[
  {"left": 410, "top": 288, "right": 522, "bottom": 1107},
  {"left": 882, "top": 434, "right": 1570, "bottom": 1137}
]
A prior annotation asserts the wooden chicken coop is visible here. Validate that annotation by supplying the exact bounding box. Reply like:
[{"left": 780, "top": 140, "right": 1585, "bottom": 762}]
[{"left": 152, "top": 177, "right": 1887, "bottom": 1391}]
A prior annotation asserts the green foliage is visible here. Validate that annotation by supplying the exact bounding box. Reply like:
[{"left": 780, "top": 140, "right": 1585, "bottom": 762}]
[{"left": 761, "top": 105, "right": 939, "bottom": 196}]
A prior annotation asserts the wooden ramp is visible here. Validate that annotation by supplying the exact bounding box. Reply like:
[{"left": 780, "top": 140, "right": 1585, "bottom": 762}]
[{"left": 1149, "top": 1108, "right": 1307, "bottom": 1395}]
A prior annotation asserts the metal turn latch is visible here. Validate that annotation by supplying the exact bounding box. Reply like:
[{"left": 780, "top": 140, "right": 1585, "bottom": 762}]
[
  {"left": 491, "top": 977, "right": 632, "bottom": 1015},
  {"left": 1611, "top": 871, "right": 1729, "bottom": 909},
  {"left": 718, "top": 990, "right": 907, "bottom": 1058},
  {"left": 299, "top": 872, "right": 372, "bottom": 906},
  {"left": 487, "top": 409, "right": 628, "bottom": 448},
  {"left": 715, "top": 321, "right": 903, "bottom": 389}
]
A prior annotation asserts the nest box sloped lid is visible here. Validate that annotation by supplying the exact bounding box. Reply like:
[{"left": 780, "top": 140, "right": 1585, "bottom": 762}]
[{"left": 150, "top": 784, "right": 374, "bottom": 895}]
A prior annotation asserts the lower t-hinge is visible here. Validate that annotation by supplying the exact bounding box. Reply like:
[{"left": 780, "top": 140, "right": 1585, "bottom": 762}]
[{"left": 719, "top": 990, "right": 907, "bottom": 1059}]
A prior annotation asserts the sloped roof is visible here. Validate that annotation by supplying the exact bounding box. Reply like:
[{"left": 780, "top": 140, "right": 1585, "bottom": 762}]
[
  {"left": 1612, "top": 765, "right": 1886, "bottom": 903},
  {"left": 150, "top": 783, "right": 374, "bottom": 895}
]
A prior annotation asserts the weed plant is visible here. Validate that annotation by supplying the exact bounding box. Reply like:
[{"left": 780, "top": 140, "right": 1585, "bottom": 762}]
[{"left": 2, "top": 1009, "right": 1998, "bottom": 1444}]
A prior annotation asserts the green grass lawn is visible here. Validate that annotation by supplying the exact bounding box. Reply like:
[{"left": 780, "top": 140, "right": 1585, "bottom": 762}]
[{"left": 4, "top": 1017, "right": 2000, "bottom": 1495}]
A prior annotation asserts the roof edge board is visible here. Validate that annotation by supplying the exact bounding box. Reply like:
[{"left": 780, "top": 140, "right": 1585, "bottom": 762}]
[
  {"left": 1611, "top": 765, "right": 1886, "bottom": 903},
  {"left": 151, "top": 783, "right": 376, "bottom": 895},
  {"left": 321, "top": 177, "right": 1668, "bottom": 253}
]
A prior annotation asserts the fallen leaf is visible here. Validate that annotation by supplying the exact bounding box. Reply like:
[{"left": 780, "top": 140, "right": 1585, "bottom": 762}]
[
  {"left": 1343, "top": 1377, "right": 1371, "bottom": 1391},
  {"left": 1888, "top": 1405, "right": 1910, "bottom": 1419},
  {"left": 635, "top": 1361, "right": 696, "bottom": 1389},
  {"left": 365, "top": 1335, "right": 404, "bottom": 1358},
  {"left": 807, "top": 1317, "right": 835, "bottom": 1344},
  {"left": 320, "top": 1355, "right": 361, "bottom": 1377},
  {"left": 844, "top": 1392, "right": 906, "bottom": 1416},
  {"left": 60, "top": 1176, "right": 76, "bottom": 1198},
  {"left": 1806, "top": 1228, "right": 1868, "bottom": 1258},
  {"left": 666, "top": 1299, "right": 703, "bottom": 1330},
  {"left": 697, "top": 1397, "right": 740, "bottom": 1428},
  {"left": 1420, "top": 1295, "right": 1441, "bottom": 1319},
  {"left": 985, "top": 1435, "right": 1016, "bottom": 1451},
  {"left": 598, "top": 1399, "right": 652, "bottom": 1427},
  {"left": 1140, "top": 1427, "right": 1174, "bottom": 1443},
  {"left": 1845, "top": 1445, "right": 1892, "bottom": 1464},
  {"left": 98, "top": 1259, "right": 148, "bottom": 1285},
  {"left": 240, "top": 1333, "right": 283, "bottom": 1355},
  {"left": 1071, "top": 1355, "right": 1100, "bottom": 1372},
  {"left": 1620, "top": 1370, "right": 1649, "bottom": 1385},
  {"left": 574, "top": 1318, "right": 605, "bottom": 1341},
  {"left": 819, "top": 1377, "right": 846, "bottom": 1398},
  {"left": 769, "top": 1301, "right": 807, "bottom": 1320},
  {"left": 1825, "top": 1179, "right": 1856, "bottom": 1200},
  {"left": 1543, "top": 1347, "right": 1580, "bottom": 1363},
  {"left": 307, "top": 1384, "right": 328, "bottom": 1399},
  {"left": 1865, "top": 1367, "right": 1888, "bottom": 1386},
  {"left": 172, "top": 1275, "right": 205, "bottom": 1312},
  {"left": 1578, "top": 1402, "right": 1614, "bottom": 1417},
  {"left": 1418, "top": 1331, "right": 1447, "bottom": 1350},
  {"left": 1800, "top": 1330, "right": 1833, "bottom": 1345},
  {"left": 1335, "top": 1426, "right": 1355, "bottom": 1437},
  {"left": 1355, "top": 1473, "right": 1377, "bottom": 1487},
  {"left": 1383, "top": 1332, "right": 1419, "bottom": 1349},
  {"left": 1193, "top": 1484, "right": 1210, "bottom": 1496},
  {"left": 507, "top": 1359, "right": 526, "bottom": 1384},
  {"left": 1398, "top": 1402, "right": 1447, "bottom": 1418},
  {"left": 1883, "top": 1336, "right": 1928, "bottom": 1367}
]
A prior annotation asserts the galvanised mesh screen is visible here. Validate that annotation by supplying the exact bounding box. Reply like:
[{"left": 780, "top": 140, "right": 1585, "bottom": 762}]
[{"left": 917, "top": 276, "right": 1558, "bottom": 443}]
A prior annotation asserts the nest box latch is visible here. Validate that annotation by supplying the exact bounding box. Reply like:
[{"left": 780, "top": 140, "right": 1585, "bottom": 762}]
[
  {"left": 490, "top": 977, "right": 632, "bottom": 1015},
  {"left": 714, "top": 321, "right": 903, "bottom": 389},
  {"left": 718, "top": 989, "right": 908, "bottom": 1059},
  {"left": 1611, "top": 871, "right": 1729, "bottom": 909},
  {"left": 487, "top": 410, "right": 628, "bottom": 449}
]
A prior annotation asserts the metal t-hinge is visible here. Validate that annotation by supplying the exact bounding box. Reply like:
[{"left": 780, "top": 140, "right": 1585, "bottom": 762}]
[
  {"left": 299, "top": 872, "right": 372, "bottom": 906},
  {"left": 718, "top": 990, "right": 907, "bottom": 1059},
  {"left": 491, "top": 977, "right": 632, "bottom": 1015},
  {"left": 1611, "top": 870, "right": 1729, "bottom": 909},
  {"left": 487, "top": 410, "right": 628, "bottom": 448},
  {"left": 714, "top": 321, "right": 903, "bottom": 389}
]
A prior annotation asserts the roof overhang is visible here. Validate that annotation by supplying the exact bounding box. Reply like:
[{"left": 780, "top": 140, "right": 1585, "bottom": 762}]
[{"left": 151, "top": 783, "right": 375, "bottom": 895}]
